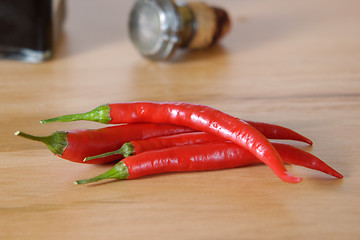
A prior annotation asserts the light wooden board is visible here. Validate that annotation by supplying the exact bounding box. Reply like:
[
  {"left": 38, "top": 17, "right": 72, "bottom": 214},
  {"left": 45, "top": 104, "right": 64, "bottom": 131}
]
[{"left": 0, "top": 0, "right": 359, "bottom": 239}]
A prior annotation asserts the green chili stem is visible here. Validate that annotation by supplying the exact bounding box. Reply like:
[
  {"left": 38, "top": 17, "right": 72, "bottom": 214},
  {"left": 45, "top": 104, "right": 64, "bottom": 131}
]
[
  {"left": 83, "top": 142, "right": 135, "bottom": 162},
  {"left": 74, "top": 161, "right": 130, "bottom": 185},
  {"left": 40, "top": 104, "right": 112, "bottom": 124},
  {"left": 14, "top": 131, "right": 68, "bottom": 155},
  {"left": 15, "top": 131, "right": 43, "bottom": 142}
]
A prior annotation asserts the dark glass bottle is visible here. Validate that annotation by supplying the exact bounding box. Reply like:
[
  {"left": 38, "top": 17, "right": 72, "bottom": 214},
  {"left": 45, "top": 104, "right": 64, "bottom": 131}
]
[{"left": 0, "top": 0, "right": 66, "bottom": 63}]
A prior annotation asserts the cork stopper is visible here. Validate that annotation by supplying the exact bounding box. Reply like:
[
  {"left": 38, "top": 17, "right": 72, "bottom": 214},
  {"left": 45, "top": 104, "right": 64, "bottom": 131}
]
[
  {"left": 187, "top": 3, "right": 231, "bottom": 49},
  {"left": 211, "top": 7, "right": 231, "bottom": 45}
]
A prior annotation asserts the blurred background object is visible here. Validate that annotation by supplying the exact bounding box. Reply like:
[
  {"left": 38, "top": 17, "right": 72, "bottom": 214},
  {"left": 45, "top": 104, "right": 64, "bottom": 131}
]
[
  {"left": 0, "top": 0, "right": 66, "bottom": 63},
  {"left": 129, "top": 0, "right": 231, "bottom": 61}
]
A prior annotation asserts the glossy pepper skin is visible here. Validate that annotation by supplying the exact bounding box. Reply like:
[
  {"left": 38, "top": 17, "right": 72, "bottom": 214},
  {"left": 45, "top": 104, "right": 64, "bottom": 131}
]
[
  {"left": 245, "top": 120, "right": 312, "bottom": 145},
  {"left": 84, "top": 132, "right": 224, "bottom": 160},
  {"left": 16, "top": 123, "right": 193, "bottom": 164},
  {"left": 127, "top": 142, "right": 342, "bottom": 179},
  {"left": 84, "top": 132, "right": 342, "bottom": 179},
  {"left": 18, "top": 120, "right": 312, "bottom": 164},
  {"left": 41, "top": 102, "right": 302, "bottom": 183},
  {"left": 75, "top": 142, "right": 342, "bottom": 185},
  {"left": 129, "top": 121, "right": 314, "bottom": 152},
  {"left": 85, "top": 129, "right": 311, "bottom": 161}
]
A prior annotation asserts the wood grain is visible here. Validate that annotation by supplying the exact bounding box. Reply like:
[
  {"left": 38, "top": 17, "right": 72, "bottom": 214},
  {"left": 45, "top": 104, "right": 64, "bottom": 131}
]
[{"left": 0, "top": 0, "right": 359, "bottom": 239}]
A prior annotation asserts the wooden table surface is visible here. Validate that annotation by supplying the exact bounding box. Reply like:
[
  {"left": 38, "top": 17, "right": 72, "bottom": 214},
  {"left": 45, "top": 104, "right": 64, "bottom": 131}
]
[{"left": 1, "top": 0, "right": 359, "bottom": 239}]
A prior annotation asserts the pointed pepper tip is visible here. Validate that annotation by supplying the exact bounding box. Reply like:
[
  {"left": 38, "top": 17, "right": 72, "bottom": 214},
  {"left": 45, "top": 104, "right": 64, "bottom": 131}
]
[{"left": 282, "top": 171, "right": 302, "bottom": 183}]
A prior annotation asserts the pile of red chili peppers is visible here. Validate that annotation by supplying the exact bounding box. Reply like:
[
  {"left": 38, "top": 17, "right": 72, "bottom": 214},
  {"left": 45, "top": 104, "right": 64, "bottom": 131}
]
[{"left": 16, "top": 101, "right": 343, "bottom": 185}]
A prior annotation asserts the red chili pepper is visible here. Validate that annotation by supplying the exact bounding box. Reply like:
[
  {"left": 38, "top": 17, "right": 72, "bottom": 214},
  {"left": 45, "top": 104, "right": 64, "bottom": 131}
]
[
  {"left": 41, "top": 102, "right": 301, "bottom": 183},
  {"left": 84, "top": 132, "right": 223, "bottom": 160},
  {"left": 75, "top": 142, "right": 342, "bottom": 185},
  {"left": 271, "top": 143, "right": 342, "bottom": 179},
  {"left": 83, "top": 131, "right": 341, "bottom": 178},
  {"left": 16, "top": 120, "right": 311, "bottom": 164},
  {"left": 15, "top": 123, "right": 194, "bottom": 164},
  {"left": 84, "top": 129, "right": 311, "bottom": 161},
  {"left": 245, "top": 120, "right": 312, "bottom": 145}
]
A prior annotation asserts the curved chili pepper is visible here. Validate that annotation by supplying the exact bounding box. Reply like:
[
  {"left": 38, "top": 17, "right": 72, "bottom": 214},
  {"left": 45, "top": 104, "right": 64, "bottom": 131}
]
[
  {"left": 83, "top": 132, "right": 342, "bottom": 178},
  {"left": 41, "top": 102, "right": 301, "bottom": 183},
  {"left": 84, "top": 132, "right": 221, "bottom": 160},
  {"left": 84, "top": 129, "right": 311, "bottom": 161},
  {"left": 75, "top": 142, "right": 342, "bottom": 185},
  {"left": 15, "top": 123, "right": 194, "bottom": 164},
  {"left": 245, "top": 120, "right": 312, "bottom": 145},
  {"left": 271, "top": 143, "right": 342, "bottom": 179},
  {"left": 16, "top": 120, "right": 311, "bottom": 164}
]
